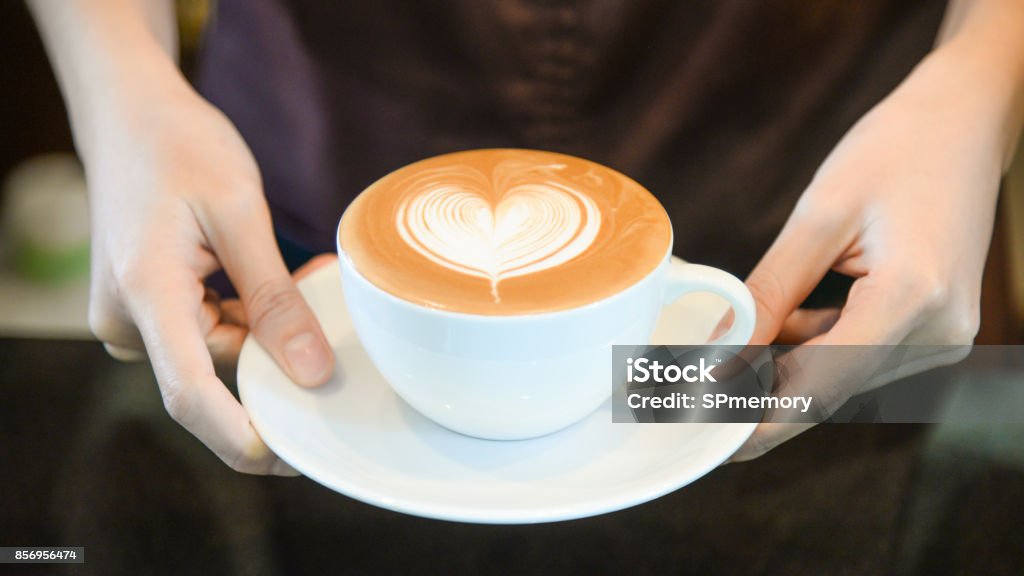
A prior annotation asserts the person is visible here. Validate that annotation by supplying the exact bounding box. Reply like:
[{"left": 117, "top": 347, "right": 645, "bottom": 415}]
[{"left": 27, "top": 0, "right": 1024, "bottom": 473}]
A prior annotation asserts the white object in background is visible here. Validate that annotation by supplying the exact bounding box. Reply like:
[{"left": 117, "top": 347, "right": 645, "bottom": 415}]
[
  {"left": 0, "top": 153, "right": 92, "bottom": 339},
  {"left": 238, "top": 262, "right": 757, "bottom": 524},
  {"left": 3, "top": 153, "right": 90, "bottom": 263}
]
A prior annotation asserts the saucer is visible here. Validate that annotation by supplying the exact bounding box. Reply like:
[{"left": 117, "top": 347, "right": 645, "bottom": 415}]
[{"left": 238, "top": 259, "right": 756, "bottom": 524}]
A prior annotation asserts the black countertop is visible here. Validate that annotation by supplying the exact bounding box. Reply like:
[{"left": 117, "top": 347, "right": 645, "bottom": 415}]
[{"left": 2, "top": 338, "right": 1022, "bottom": 575}]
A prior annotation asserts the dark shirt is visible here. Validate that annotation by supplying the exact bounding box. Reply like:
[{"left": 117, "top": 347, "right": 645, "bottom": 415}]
[{"left": 196, "top": 0, "right": 945, "bottom": 279}]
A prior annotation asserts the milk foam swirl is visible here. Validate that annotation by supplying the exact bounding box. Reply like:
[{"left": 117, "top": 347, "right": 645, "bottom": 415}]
[{"left": 396, "top": 162, "right": 601, "bottom": 301}]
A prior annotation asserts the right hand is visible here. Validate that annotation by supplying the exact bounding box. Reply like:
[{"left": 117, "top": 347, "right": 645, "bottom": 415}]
[{"left": 85, "top": 83, "right": 334, "bottom": 475}]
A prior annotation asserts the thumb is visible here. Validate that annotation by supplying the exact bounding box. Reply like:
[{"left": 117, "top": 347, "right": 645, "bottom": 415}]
[
  {"left": 202, "top": 195, "right": 334, "bottom": 387},
  {"left": 745, "top": 209, "right": 850, "bottom": 345}
]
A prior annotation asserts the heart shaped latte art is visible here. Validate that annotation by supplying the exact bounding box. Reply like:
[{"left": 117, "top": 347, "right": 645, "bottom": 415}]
[{"left": 396, "top": 165, "right": 601, "bottom": 301}]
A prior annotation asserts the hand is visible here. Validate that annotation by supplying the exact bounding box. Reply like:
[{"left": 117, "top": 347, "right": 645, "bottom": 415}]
[
  {"left": 731, "top": 44, "right": 1016, "bottom": 461},
  {"left": 86, "top": 85, "right": 335, "bottom": 474}
]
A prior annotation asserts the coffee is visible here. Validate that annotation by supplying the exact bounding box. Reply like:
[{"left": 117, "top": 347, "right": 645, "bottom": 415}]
[{"left": 339, "top": 149, "right": 672, "bottom": 315}]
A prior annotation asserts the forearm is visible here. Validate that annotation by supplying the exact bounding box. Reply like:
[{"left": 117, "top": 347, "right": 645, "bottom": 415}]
[
  {"left": 26, "top": 0, "right": 188, "bottom": 162},
  {"left": 935, "top": 0, "right": 1024, "bottom": 169}
]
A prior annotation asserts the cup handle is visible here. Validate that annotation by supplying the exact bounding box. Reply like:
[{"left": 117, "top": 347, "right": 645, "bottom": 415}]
[{"left": 664, "top": 257, "right": 757, "bottom": 345}]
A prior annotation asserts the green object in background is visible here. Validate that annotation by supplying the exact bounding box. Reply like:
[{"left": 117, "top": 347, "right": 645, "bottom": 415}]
[
  {"left": 11, "top": 240, "right": 90, "bottom": 284},
  {"left": 2, "top": 153, "right": 92, "bottom": 286}
]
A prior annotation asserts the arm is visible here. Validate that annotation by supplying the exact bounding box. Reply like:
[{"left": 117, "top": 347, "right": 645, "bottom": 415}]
[
  {"left": 934, "top": 0, "right": 1024, "bottom": 168},
  {"left": 27, "top": 0, "right": 335, "bottom": 474},
  {"left": 733, "top": 0, "right": 1024, "bottom": 459},
  {"left": 27, "top": 0, "right": 181, "bottom": 161}
]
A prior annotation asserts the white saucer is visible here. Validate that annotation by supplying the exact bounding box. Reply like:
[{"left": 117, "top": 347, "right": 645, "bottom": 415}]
[{"left": 238, "top": 260, "right": 756, "bottom": 524}]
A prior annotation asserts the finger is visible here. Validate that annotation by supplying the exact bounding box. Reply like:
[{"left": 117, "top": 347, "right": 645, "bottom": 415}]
[
  {"left": 207, "top": 322, "right": 248, "bottom": 375},
  {"left": 806, "top": 273, "right": 970, "bottom": 391},
  {"left": 128, "top": 268, "right": 294, "bottom": 475},
  {"left": 219, "top": 298, "right": 248, "bottom": 327},
  {"left": 209, "top": 257, "right": 331, "bottom": 328},
  {"left": 204, "top": 254, "right": 335, "bottom": 377},
  {"left": 731, "top": 275, "right": 912, "bottom": 461},
  {"left": 204, "top": 286, "right": 222, "bottom": 307},
  {"left": 709, "top": 309, "right": 734, "bottom": 342},
  {"left": 730, "top": 347, "right": 893, "bottom": 462},
  {"left": 198, "top": 296, "right": 222, "bottom": 338},
  {"left": 719, "top": 307, "right": 841, "bottom": 345},
  {"left": 103, "top": 343, "right": 148, "bottom": 362},
  {"left": 293, "top": 253, "right": 338, "bottom": 282},
  {"left": 200, "top": 198, "right": 334, "bottom": 387},
  {"left": 745, "top": 209, "right": 852, "bottom": 345},
  {"left": 775, "top": 308, "right": 841, "bottom": 345},
  {"left": 728, "top": 345, "right": 883, "bottom": 461},
  {"left": 93, "top": 287, "right": 221, "bottom": 363},
  {"left": 89, "top": 290, "right": 145, "bottom": 351},
  {"left": 812, "top": 274, "right": 915, "bottom": 345}
]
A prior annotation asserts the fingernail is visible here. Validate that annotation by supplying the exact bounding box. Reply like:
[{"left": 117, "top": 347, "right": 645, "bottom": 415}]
[{"left": 284, "top": 331, "right": 331, "bottom": 386}]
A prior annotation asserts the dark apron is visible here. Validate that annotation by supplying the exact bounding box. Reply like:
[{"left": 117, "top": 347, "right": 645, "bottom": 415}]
[{"left": 196, "top": 0, "right": 945, "bottom": 304}]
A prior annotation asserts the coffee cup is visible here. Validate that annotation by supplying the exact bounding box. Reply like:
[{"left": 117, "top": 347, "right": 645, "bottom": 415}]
[{"left": 337, "top": 149, "right": 755, "bottom": 440}]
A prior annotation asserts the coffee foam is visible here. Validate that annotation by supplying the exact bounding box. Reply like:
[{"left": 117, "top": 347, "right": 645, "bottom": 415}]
[
  {"left": 340, "top": 149, "right": 671, "bottom": 315},
  {"left": 395, "top": 162, "right": 602, "bottom": 301}
]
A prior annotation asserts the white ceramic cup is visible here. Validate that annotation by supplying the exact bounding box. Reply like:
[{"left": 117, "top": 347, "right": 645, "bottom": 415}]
[{"left": 337, "top": 230, "right": 756, "bottom": 440}]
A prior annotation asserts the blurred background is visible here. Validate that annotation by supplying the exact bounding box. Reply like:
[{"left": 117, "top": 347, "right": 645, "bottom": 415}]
[{"left": 1, "top": 1, "right": 1023, "bottom": 574}]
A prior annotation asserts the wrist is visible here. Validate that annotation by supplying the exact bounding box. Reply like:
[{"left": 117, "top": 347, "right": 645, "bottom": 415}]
[
  {"left": 931, "top": 12, "right": 1024, "bottom": 170},
  {"left": 75, "top": 52, "right": 197, "bottom": 168},
  {"left": 32, "top": 0, "right": 190, "bottom": 167},
  {"left": 911, "top": 42, "right": 1024, "bottom": 172}
]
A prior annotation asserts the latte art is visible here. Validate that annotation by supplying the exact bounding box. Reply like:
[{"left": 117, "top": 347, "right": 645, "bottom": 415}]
[
  {"left": 395, "top": 164, "right": 601, "bottom": 301},
  {"left": 339, "top": 149, "right": 672, "bottom": 315}
]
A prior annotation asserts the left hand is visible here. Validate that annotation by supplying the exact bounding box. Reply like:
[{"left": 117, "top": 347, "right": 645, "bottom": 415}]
[{"left": 730, "top": 43, "right": 1017, "bottom": 461}]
